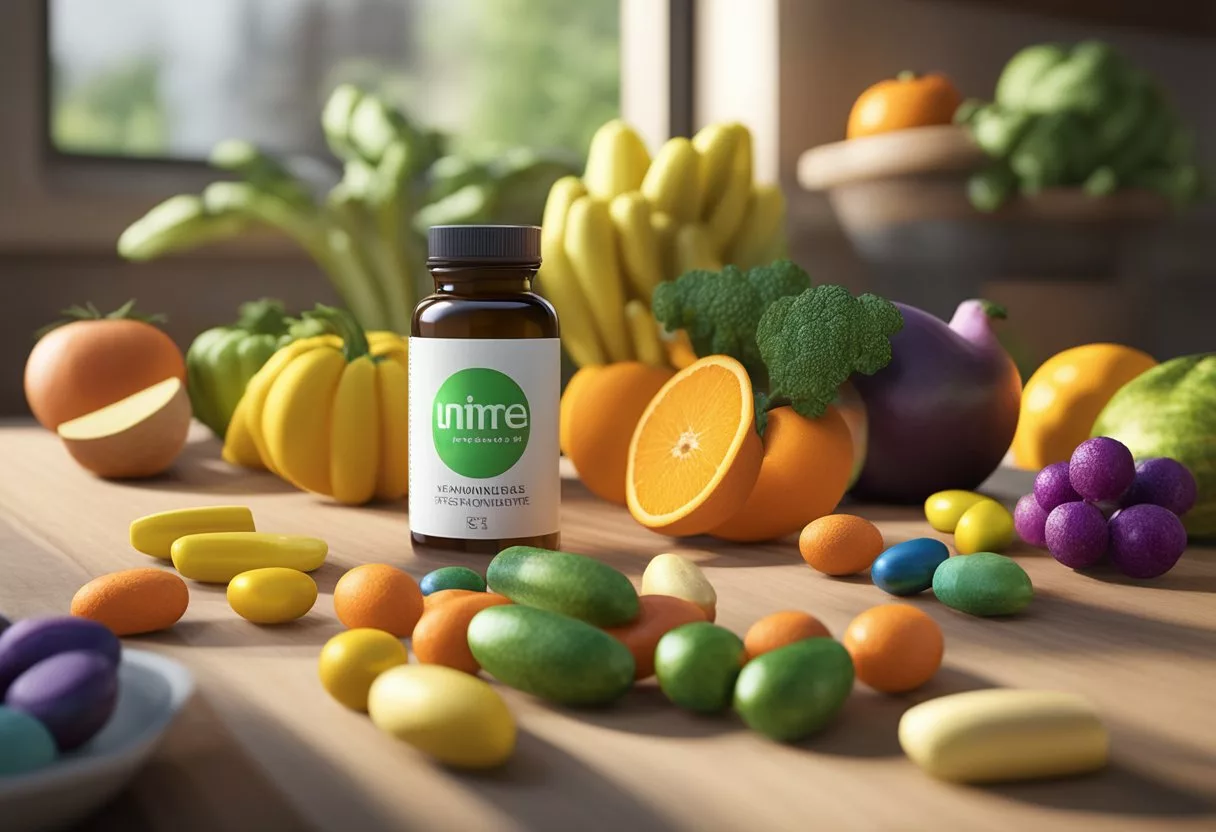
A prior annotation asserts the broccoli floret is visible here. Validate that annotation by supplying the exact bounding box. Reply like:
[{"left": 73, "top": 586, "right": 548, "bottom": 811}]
[
  {"left": 756, "top": 285, "right": 903, "bottom": 420},
  {"left": 650, "top": 260, "right": 810, "bottom": 383}
]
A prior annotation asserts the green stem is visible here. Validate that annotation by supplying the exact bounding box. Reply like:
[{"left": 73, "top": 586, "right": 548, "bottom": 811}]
[
  {"left": 303, "top": 304, "right": 371, "bottom": 362},
  {"left": 979, "top": 299, "right": 1008, "bottom": 319},
  {"left": 896, "top": 70, "right": 918, "bottom": 82},
  {"left": 235, "top": 299, "right": 289, "bottom": 335}
]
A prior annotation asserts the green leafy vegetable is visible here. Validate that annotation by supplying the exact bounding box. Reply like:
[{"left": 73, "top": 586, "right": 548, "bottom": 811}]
[
  {"left": 651, "top": 260, "right": 903, "bottom": 432},
  {"left": 650, "top": 260, "right": 810, "bottom": 384},
  {"left": 757, "top": 286, "right": 903, "bottom": 420}
]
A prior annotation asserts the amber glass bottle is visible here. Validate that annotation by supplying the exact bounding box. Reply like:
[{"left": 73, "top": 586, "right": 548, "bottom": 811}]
[{"left": 408, "top": 225, "right": 561, "bottom": 554}]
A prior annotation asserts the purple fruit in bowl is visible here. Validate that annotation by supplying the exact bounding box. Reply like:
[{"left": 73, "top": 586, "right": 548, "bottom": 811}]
[
  {"left": 1045, "top": 501, "right": 1109, "bottom": 569},
  {"left": 4, "top": 650, "right": 119, "bottom": 751},
  {"left": 1108, "top": 504, "right": 1187, "bottom": 579},
  {"left": 850, "top": 300, "right": 1022, "bottom": 503},
  {"left": 1014, "top": 493, "right": 1049, "bottom": 548},
  {"left": 1069, "top": 437, "right": 1135, "bottom": 502},
  {"left": 1034, "top": 462, "right": 1080, "bottom": 512},
  {"left": 1123, "top": 458, "right": 1198, "bottom": 516}
]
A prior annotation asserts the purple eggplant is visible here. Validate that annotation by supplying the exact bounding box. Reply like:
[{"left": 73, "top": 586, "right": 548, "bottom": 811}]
[{"left": 850, "top": 300, "right": 1022, "bottom": 503}]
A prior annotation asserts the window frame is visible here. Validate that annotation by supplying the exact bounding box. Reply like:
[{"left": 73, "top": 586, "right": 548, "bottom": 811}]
[{"left": 0, "top": 0, "right": 694, "bottom": 253}]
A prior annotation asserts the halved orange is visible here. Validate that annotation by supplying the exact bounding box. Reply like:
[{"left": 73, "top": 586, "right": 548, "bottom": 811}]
[{"left": 626, "top": 355, "right": 763, "bottom": 536}]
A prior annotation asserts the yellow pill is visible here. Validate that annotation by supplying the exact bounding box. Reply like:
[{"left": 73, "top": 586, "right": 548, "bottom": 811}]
[
  {"left": 640, "top": 553, "right": 717, "bottom": 621},
  {"left": 368, "top": 664, "right": 516, "bottom": 769},
  {"left": 899, "top": 689, "right": 1109, "bottom": 783},
  {"left": 130, "top": 506, "right": 255, "bottom": 559},
  {"left": 954, "top": 500, "right": 1015, "bottom": 555},
  {"left": 318, "top": 629, "right": 409, "bottom": 712},
  {"left": 170, "top": 532, "right": 327, "bottom": 583},
  {"left": 923, "top": 490, "right": 990, "bottom": 533},
  {"left": 227, "top": 567, "right": 317, "bottom": 624}
]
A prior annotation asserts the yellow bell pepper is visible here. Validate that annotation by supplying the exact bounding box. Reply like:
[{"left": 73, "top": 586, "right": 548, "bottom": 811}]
[{"left": 223, "top": 306, "right": 408, "bottom": 505}]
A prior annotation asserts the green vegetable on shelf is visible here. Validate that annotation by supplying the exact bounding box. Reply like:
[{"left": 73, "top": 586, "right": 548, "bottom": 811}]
[
  {"left": 116, "top": 85, "right": 578, "bottom": 334},
  {"left": 959, "top": 39, "right": 1205, "bottom": 211},
  {"left": 185, "top": 299, "right": 299, "bottom": 439}
]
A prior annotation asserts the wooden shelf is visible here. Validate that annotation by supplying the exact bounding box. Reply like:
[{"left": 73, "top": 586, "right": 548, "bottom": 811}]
[{"left": 929, "top": 0, "right": 1216, "bottom": 38}]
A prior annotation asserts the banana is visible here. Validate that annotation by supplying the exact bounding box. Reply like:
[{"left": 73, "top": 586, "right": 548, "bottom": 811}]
[
  {"left": 727, "top": 183, "right": 787, "bottom": 269},
  {"left": 641, "top": 137, "right": 701, "bottom": 223},
  {"left": 624, "top": 300, "right": 667, "bottom": 368},
  {"left": 692, "top": 123, "right": 745, "bottom": 220},
  {"left": 539, "top": 177, "right": 606, "bottom": 367},
  {"left": 648, "top": 210, "right": 678, "bottom": 282},
  {"left": 221, "top": 395, "right": 267, "bottom": 471},
  {"left": 675, "top": 223, "right": 722, "bottom": 275},
  {"left": 609, "top": 192, "right": 664, "bottom": 303},
  {"left": 582, "top": 120, "right": 651, "bottom": 201},
  {"left": 563, "top": 196, "right": 633, "bottom": 362},
  {"left": 706, "top": 127, "right": 753, "bottom": 256}
]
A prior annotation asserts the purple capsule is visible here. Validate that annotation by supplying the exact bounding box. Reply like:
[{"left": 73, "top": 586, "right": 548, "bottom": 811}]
[
  {"left": 1045, "top": 501, "right": 1109, "bottom": 569},
  {"left": 1034, "top": 462, "right": 1081, "bottom": 512},
  {"left": 4, "top": 650, "right": 119, "bottom": 751},
  {"left": 1014, "top": 493, "right": 1049, "bottom": 548},
  {"left": 1122, "top": 458, "right": 1198, "bottom": 517},
  {"left": 1109, "top": 504, "right": 1187, "bottom": 580},
  {"left": 1069, "top": 437, "right": 1136, "bottom": 502}
]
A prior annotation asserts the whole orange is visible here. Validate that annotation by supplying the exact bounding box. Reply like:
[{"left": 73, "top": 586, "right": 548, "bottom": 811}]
[
  {"left": 798, "top": 514, "right": 884, "bottom": 576},
  {"left": 711, "top": 406, "right": 853, "bottom": 543},
  {"left": 563, "top": 362, "right": 675, "bottom": 505},
  {"left": 333, "top": 564, "right": 424, "bottom": 637},
  {"left": 843, "top": 604, "right": 944, "bottom": 693},
  {"left": 846, "top": 71, "right": 962, "bottom": 140},
  {"left": 743, "top": 610, "right": 831, "bottom": 659}
]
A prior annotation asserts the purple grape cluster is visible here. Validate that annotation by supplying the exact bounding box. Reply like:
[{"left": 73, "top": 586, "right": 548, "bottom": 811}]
[{"left": 1013, "top": 436, "right": 1196, "bottom": 580}]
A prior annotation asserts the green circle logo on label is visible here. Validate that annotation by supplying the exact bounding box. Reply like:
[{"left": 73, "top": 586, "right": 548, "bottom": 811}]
[{"left": 432, "top": 368, "right": 530, "bottom": 478}]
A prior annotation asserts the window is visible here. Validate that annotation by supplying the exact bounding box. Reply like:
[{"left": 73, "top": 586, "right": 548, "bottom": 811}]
[{"left": 47, "top": 0, "right": 621, "bottom": 162}]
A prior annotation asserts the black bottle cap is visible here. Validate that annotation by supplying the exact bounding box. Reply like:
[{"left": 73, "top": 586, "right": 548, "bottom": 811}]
[{"left": 427, "top": 225, "right": 542, "bottom": 265}]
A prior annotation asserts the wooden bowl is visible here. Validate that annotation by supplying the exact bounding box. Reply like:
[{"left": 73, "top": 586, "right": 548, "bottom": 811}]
[{"left": 797, "top": 125, "right": 1171, "bottom": 276}]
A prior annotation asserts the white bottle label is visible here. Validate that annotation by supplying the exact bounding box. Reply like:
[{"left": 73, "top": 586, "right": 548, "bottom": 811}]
[{"left": 407, "top": 337, "right": 560, "bottom": 540}]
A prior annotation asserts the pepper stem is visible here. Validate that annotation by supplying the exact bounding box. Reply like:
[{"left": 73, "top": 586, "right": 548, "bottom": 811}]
[
  {"left": 235, "top": 299, "right": 289, "bottom": 336},
  {"left": 302, "top": 303, "right": 371, "bottom": 362},
  {"left": 979, "top": 299, "right": 1008, "bottom": 319},
  {"left": 896, "top": 70, "right": 918, "bottom": 82}
]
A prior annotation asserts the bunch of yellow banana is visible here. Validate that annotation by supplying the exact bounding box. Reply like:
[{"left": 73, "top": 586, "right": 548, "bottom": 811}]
[{"left": 537, "top": 119, "right": 787, "bottom": 369}]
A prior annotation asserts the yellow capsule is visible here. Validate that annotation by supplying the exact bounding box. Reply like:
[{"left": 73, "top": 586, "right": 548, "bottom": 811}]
[
  {"left": 368, "top": 664, "right": 516, "bottom": 769},
  {"left": 129, "top": 506, "right": 256, "bottom": 559},
  {"left": 170, "top": 532, "right": 327, "bottom": 583},
  {"left": 923, "top": 490, "right": 991, "bottom": 533},
  {"left": 640, "top": 553, "right": 717, "bottom": 621},
  {"left": 899, "top": 689, "right": 1109, "bottom": 783},
  {"left": 954, "top": 500, "right": 1015, "bottom": 555},
  {"left": 319, "top": 628, "right": 410, "bottom": 712},
  {"left": 227, "top": 567, "right": 318, "bottom": 624}
]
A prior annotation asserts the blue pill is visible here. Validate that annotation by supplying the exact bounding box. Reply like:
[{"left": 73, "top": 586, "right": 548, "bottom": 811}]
[
  {"left": 419, "top": 566, "right": 487, "bottom": 596},
  {"left": 0, "top": 705, "right": 57, "bottom": 776},
  {"left": 871, "top": 538, "right": 950, "bottom": 596}
]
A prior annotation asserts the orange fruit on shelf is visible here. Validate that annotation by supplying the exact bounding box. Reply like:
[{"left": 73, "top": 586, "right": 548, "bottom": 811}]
[
  {"left": 798, "top": 514, "right": 884, "bottom": 576},
  {"left": 562, "top": 362, "right": 675, "bottom": 505},
  {"left": 743, "top": 610, "right": 831, "bottom": 660},
  {"left": 843, "top": 604, "right": 944, "bottom": 693},
  {"left": 846, "top": 71, "right": 962, "bottom": 140},
  {"left": 626, "top": 355, "right": 763, "bottom": 537},
  {"left": 710, "top": 405, "right": 853, "bottom": 542}
]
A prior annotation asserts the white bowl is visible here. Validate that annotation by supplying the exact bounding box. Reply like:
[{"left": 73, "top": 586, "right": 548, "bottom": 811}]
[{"left": 0, "top": 649, "right": 196, "bottom": 832}]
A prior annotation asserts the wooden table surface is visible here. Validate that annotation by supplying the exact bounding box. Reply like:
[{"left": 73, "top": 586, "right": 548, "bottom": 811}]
[{"left": 1, "top": 422, "right": 1214, "bottom": 832}]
